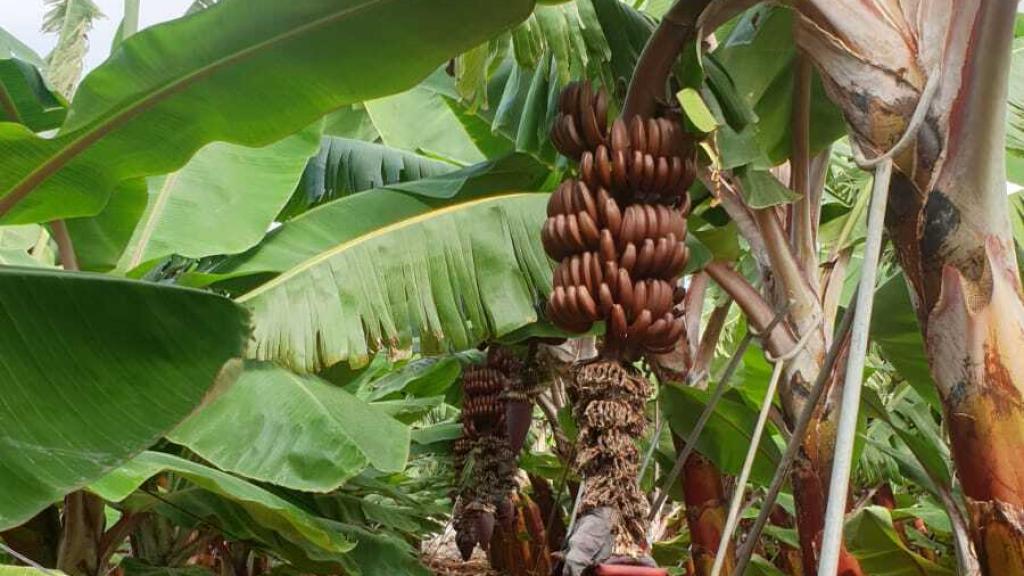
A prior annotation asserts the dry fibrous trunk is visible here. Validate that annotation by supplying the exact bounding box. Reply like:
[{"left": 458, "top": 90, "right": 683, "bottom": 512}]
[
  {"left": 793, "top": 0, "right": 1024, "bottom": 571},
  {"left": 572, "top": 361, "right": 652, "bottom": 557},
  {"left": 452, "top": 347, "right": 527, "bottom": 563}
]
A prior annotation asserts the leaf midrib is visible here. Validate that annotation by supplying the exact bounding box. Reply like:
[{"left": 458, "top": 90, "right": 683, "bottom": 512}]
[
  {"left": 235, "top": 192, "right": 534, "bottom": 303},
  {"left": 0, "top": 0, "right": 388, "bottom": 217},
  {"left": 127, "top": 171, "right": 180, "bottom": 268}
]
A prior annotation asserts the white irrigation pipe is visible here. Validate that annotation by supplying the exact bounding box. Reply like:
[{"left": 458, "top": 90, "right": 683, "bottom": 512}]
[
  {"left": 709, "top": 315, "right": 820, "bottom": 576},
  {"left": 816, "top": 158, "right": 892, "bottom": 576},
  {"left": 817, "top": 64, "right": 940, "bottom": 576},
  {"left": 709, "top": 361, "right": 784, "bottom": 576}
]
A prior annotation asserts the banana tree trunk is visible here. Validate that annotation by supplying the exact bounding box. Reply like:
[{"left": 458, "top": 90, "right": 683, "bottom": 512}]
[
  {"left": 671, "top": 436, "right": 733, "bottom": 576},
  {"left": 793, "top": 0, "right": 1024, "bottom": 571}
]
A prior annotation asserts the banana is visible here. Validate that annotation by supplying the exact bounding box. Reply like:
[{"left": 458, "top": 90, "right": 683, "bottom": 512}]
[
  {"left": 646, "top": 118, "right": 661, "bottom": 157},
  {"left": 554, "top": 214, "right": 575, "bottom": 257},
  {"left": 565, "top": 214, "right": 586, "bottom": 252},
  {"left": 628, "top": 150, "right": 644, "bottom": 191},
  {"left": 635, "top": 238, "right": 656, "bottom": 277},
  {"left": 558, "top": 84, "right": 573, "bottom": 114},
  {"left": 629, "top": 116, "right": 646, "bottom": 153},
  {"left": 613, "top": 149, "right": 629, "bottom": 190},
  {"left": 564, "top": 83, "right": 580, "bottom": 116},
  {"left": 541, "top": 218, "right": 557, "bottom": 258},
  {"left": 564, "top": 285, "right": 583, "bottom": 321},
  {"left": 552, "top": 261, "right": 564, "bottom": 288},
  {"left": 632, "top": 280, "right": 648, "bottom": 318},
  {"left": 545, "top": 185, "right": 561, "bottom": 218},
  {"left": 589, "top": 251, "right": 603, "bottom": 291},
  {"left": 577, "top": 285, "right": 599, "bottom": 320},
  {"left": 548, "top": 287, "right": 567, "bottom": 325},
  {"left": 652, "top": 280, "right": 672, "bottom": 318},
  {"left": 669, "top": 210, "right": 687, "bottom": 239},
  {"left": 667, "top": 241, "right": 688, "bottom": 277},
  {"left": 610, "top": 118, "right": 629, "bottom": 152},
  {"left": 627, "top": 309, "right": 652, "bottom": 342},
  {"left": 603, "top": 262, "right": 619, "bottom": 296},
  {"left": 598, "top": 283, "right": 615, "bottom": 316},
  {"left": 575, "top": 181, "right": 598, "bottom": 223},
  {"left": 561, "top": 115, "right": 585, "bottom": 156},
  {"left": 610, "top": 304, "right": 628, "bottom": 340},
  {"left": 643, "top": 205, "right": 659, "bottom": 239},
  {"left": 578, "top": 211, "right": 601, "bottom": 248},
  {"left": 604, "top": 197, "right": 622, "bottom": 236},
  {"left": 596, "top": 145, "right": 613, "bottom": 190},
  {"left": 651, "top": 237, "right": 672, "bottom": 275},
  {"left": 641, "top": 154, "right": 656, "bottom": 192},
  {"left": 595, "top": 89, "right": 609, "bottom": 135},
  {"left": 549, "top": 123, "right": 568, "bottom": 158},
  {"left": 599, "top": 229, "right": 616, "bottom": 263},
  {"left": 654, "top": 156, "right": 670, "bottom": 195},
  {"left": 581, "top": 100, "right": 603, "bottom": 149},
  {"left": 669, "top": 156, "right": 683, "bottom": 192},
  {"left": 580, "top": 151, "right": 595, "bottom": 188},
  {"left": 620, "top": 242, "right": 637, "bottom": 273},
  {"left": 569, "top": 255, "right": 582, "bottom": 286},
  {"left": 619, "top": 207, "right": 637, "bottom": 249},
  {"left": 632, "top": 204, "right": 650, "bottom": 240},
  {"left": 617, "top": 268, "right": 634, "bottom": 313}
]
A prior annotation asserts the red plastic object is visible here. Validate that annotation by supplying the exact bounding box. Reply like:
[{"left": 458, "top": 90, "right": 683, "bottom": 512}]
[{"left": 593, "top": 565, "right": 667, "bottom": 576}]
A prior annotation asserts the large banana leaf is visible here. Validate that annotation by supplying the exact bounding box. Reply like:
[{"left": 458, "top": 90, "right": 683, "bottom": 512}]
[
  {"left": 0, "top": 0, "right": 534, "bottom": 225},
  {"left": 870, "top": 275, "right": 943, "bottom": 410},
  {"left": 0, "top": 268, "right": 248, "bottom": 530},
  {"left": 365, "top": 79, "right": 509, "bottom": 166},
  {"left": 279, "top": 135, "right": 455, "bottom": 220},
  {"left": 235, "top": 188, "right": 551, "bottom": 372},
  {"left": 660, "top": 382, "right": 783, "bottom": 486},
  {"left": 846, "top": 506, "right": 956, "bottom": 575},
  {"left": 150, "top": 489, "right": 429, "bottom": 576},
  {"left": 711, "top": 5, "right": 845, "bottom": 164},
  {"left": 0, "top": 26, "right": 66, "bottom": 132},
  {"left": 168, "top": 361, "right": 409, "bottom": 492},
  {"left": 89, "top": 451, "right": 356, "bottom": 566},
  {"left": 0, "top": 59, "right": 68, "bottom": 132},
  {"left": 109, "top": 127, "right": 321, "bottom": 274}
]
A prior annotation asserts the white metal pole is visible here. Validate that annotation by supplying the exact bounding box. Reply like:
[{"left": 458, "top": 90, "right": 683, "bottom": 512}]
[{"left": 816, "top": 158, "right": 892, "bottom": 576}]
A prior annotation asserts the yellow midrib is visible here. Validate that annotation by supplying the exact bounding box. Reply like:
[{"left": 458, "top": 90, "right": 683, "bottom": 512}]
[
  {"left": 128, "top": 172, "right": 181, "bottom": 268},
  {"left": 236, "top": 193, "right": 533, "bottom": 303}
]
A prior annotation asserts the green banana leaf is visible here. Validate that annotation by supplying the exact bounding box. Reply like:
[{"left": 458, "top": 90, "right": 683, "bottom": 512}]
[
  {"left": 846, "top": 506, "right": 955, "bottom": 575},
  {"left": 235, "top": 189, "right": 551, "bottom": 372},
  {"left": 168, "top": 361, "right": 409, "bottom": 492},
  {"left": 279, "top": 135, "right": 456, "bottom": 220},
  {"left": 660, "top": 382, "right": 783, "bottom": 486},
  {"left": 81, "top": 126, "right": 323, "bottom": 272},
  {"left": 0, "top": 0, "right": 534, "bottom": 224},
  {"left": 0, "top": 59, "right": 68, "bottom": 132},
  {"left": 149, "top": 488, "right": 430, "bottom": 576},
  {"left": 89, "top": 451, "right": 356, "bottom": 566},
  {"left": 870, "top": 275, "right": 943, "bottom": 410},
  {"left": 0, "top": 268, "right": 248, "bottom": 530}
]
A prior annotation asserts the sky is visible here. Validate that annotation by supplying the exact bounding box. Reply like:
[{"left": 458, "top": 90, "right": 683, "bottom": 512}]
[{"left": 1, "top": 0, "right": 193, "bottom": 71}]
